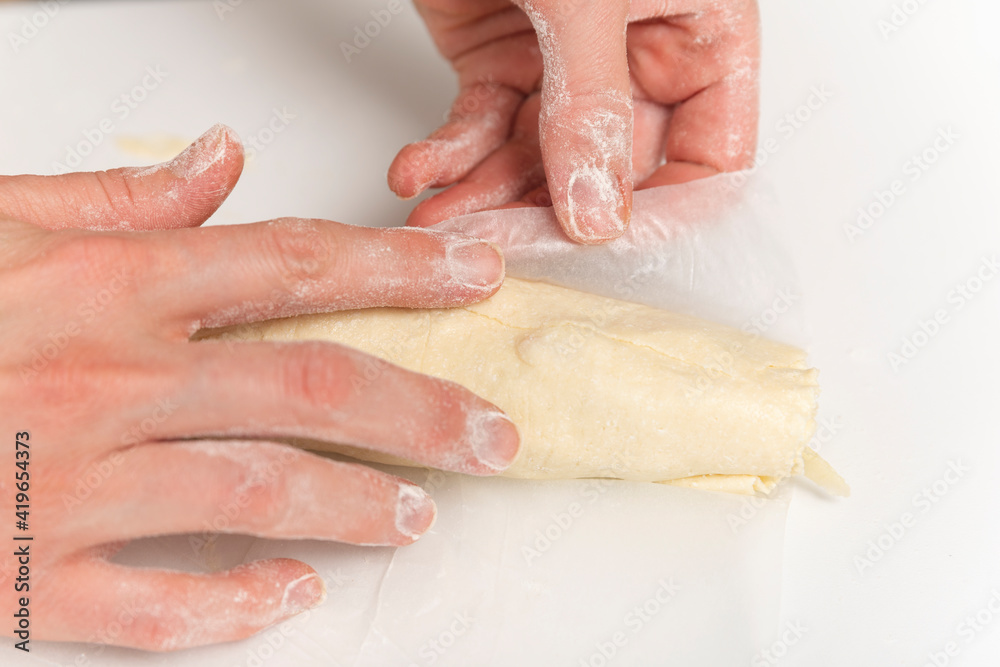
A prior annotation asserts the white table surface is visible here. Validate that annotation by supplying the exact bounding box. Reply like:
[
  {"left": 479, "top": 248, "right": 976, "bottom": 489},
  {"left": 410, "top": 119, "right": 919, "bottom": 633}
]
[{"left": 1, "top": 1, "right": 999, "bottom": 665}]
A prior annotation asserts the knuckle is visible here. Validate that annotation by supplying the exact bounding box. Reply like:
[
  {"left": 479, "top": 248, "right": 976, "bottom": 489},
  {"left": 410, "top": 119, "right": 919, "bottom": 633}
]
[
  {"left": 135, "top": 624, "right": 185, "bottom": 652},
  {"left": 26, "top": 355, "right": 175, "bottom": 440},
  {"left": 258, "top": 218, "right": 335, "bottom": 288},
  {"left": 229, "top": 446, "right": 301, "bottom": 530},
  {"left": 122, "top": 608, "right": 193, "bottom": 652},
  {"left": 0, "top": 220, "right": 46, "bottom": 267},
  {"left": 376, "top": 374, "right": 472, "bottom": 466},
  {"left": 44, "top": 231, "right": 146, "bottom": 287},
  {"left": 91, "top": 169, "right": 140, "bottom": 219},
  {"left": 427, "top": 379, "right": 471, "bottom": 439},
  {"left": 31, "top": 355, "right": 120, "bottom": 409},
  {"left": 276, "top": 342, "right": 352, "bottom": 411}
]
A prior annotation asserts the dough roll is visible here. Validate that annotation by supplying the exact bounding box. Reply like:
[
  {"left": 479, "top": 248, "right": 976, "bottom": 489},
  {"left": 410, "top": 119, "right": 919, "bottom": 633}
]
[{"left": 202, "top": 278, "right": 846, "bottom": 495}]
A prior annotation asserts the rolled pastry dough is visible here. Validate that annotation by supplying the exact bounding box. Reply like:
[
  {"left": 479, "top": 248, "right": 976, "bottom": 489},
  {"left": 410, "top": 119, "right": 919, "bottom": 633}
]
[{"left": 204, "top": 278, "right": 846, "bottom": 495}]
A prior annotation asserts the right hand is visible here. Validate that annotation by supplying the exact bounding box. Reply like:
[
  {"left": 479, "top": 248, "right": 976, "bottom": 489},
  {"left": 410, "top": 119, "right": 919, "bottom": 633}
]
[
  {"left": 0, "top": 125, "right": 520, "bottom": 651},
  {"left": 388, "top": 0, "right": 760, "bottom": 244}
]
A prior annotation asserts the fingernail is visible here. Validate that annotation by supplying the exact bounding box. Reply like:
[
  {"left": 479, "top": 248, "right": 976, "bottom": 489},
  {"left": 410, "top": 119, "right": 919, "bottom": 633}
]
[
  {"left": 566, "top": 167, "right": 627, "bottom": 243},
  {"left": 166, "top": 124, "right": 233, "bottom": 180},
  {"left": 395, "top": 483, "right": 437, "bottom": 540},
  {"left": 281, "top": 573, "right": 326, "bottom": 615},
  {"left": 467, "top": 408, "right": 521, "bottom": 473},
  {"left": 445, "top": 238, "right": 505, "bottom": 290}
]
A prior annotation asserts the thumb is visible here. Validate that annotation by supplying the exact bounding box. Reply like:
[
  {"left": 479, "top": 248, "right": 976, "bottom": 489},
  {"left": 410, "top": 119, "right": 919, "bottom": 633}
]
[
  {"left": 0, "top": 124, "right": 244, "bottom": 232},
  {"left": 520, "top": 0, "right": 633, "bottom": 244}
]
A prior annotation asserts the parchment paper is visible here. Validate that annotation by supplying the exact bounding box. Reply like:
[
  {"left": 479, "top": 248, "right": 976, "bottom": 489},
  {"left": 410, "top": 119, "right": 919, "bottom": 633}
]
[
  {"left": 25, "top": 173, "right": 803, "bottom": 666},
  {"left": 434, "top": 172, "right": 803, "bottom": 342}
]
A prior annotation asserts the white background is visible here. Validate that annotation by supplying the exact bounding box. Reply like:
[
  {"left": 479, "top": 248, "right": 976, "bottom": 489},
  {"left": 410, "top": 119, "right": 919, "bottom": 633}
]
[{"left": 1, "top": 0, "right": 999, "bottom": 665}]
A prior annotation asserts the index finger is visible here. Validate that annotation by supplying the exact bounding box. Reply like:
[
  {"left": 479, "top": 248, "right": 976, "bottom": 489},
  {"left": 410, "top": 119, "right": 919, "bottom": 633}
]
[{"left": 135, "top": 219, "right": 506, "bottom": 335}]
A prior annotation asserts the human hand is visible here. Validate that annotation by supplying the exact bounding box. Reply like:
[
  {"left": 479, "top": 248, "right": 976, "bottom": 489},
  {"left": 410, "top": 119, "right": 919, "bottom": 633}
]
[
  {"left": 0, "top": 125, "right": 519, "bottom": 650},
  {"left": 388, "top": 0, "right": 759, "bottom": 244}
]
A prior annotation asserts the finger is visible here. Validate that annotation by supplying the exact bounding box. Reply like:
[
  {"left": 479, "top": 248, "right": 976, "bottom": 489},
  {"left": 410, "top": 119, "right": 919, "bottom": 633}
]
[
  {"left": 637, "top": 160, "right": 726, "bottom": 190},
  {"left": 388, "top": 83, "right": 522, "bottom": 199},
  {"left": 404, "top": 93, "right": 545, "bottom": 228},
  {"left": 629, "top": 7, "right": 760, "bottom": 186},
  {"left": 141, "top": 340, "right": 521, "bottom": 476},
  {"left": 655, "top": 64, "right": 760, "bottom": 184},
  {"left": 36, "top": 556, "right": 325, "bottom": 651},
  {"left": 636, "top": 63, "right": 759, "bottom": 190},
  {"left": 142, "top": 219, "right": 505, "bottom": 333},
  {"left": 631, "top": 98, "right": 671, "bottom": 184},
  {"left": 465, "top": 185, "right": 550, "bottom": 215},
  {"left": 404, "top": 136, "right": 545, "bottom": 227},
  {"left": 0, "top": 124, "right": 243, "bottom": 232},
  {"left": 62, "top": 441, "right": 436, "bottom": 547},
  {"left": 519, "top": 0, "right": 633, "bottom": 244}
]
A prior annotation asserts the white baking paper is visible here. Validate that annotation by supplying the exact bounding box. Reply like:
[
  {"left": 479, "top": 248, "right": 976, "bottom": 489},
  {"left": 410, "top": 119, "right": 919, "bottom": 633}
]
[
  {"left": 434, "top": 172, "right": 803, "bottom": 342},
  {"left": 19, "top": 173, "right": 804, "bottom": 667}
]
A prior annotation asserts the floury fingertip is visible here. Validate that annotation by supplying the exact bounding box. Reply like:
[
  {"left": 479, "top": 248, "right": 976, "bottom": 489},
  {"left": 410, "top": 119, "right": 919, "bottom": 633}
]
[
  {"left": 280, "top": 573, "right": 326, "bottom": 615},
  {"left": 395, "top": 483, "right": 437, "bottom": 540},
  {"left": 444, "top": 237, "right": 506, "bottom": 291},
  {"left": 565, "top": 166, "right": 629, "bottom": 243},
  {"left": 126, "top": 123, "right": 239, "bottom": 181},
  {"left": 467, "top": 407, "right": 521, "bottom": 473}
]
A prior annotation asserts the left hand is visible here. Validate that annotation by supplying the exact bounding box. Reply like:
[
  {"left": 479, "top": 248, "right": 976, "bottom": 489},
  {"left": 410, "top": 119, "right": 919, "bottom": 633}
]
[{"left": 0, "top": 125, "right": 520, "bottom": 650}]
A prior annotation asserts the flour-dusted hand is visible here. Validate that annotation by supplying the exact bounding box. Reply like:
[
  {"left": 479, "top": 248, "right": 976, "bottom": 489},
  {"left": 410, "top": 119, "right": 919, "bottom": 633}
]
[
  {"left": 388, "top": 0, "right": 760, "bottom": 244},
  {"left": 0, "top": 125, "right": 519, "bottom": 651}
]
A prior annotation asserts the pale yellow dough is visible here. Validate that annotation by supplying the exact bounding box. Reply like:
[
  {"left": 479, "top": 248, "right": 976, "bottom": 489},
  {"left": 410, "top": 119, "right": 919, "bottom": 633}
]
[{"left": 204, "top": 278, "right": 845, "bottom": 495}]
